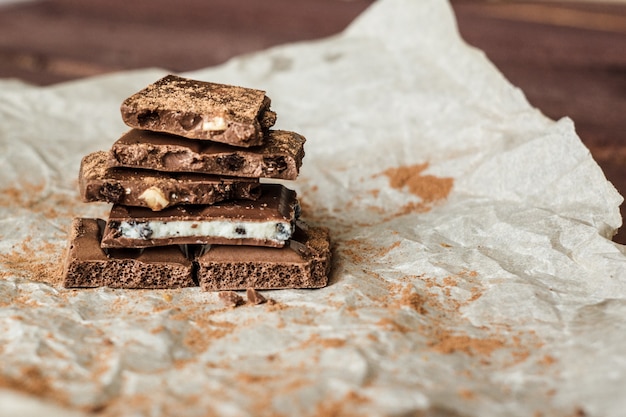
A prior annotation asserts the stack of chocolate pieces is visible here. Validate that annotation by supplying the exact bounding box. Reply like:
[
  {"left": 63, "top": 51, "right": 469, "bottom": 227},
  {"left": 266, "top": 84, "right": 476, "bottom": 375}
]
[{"left": 63, "top": 75, "right": 331, "bottom": 291}]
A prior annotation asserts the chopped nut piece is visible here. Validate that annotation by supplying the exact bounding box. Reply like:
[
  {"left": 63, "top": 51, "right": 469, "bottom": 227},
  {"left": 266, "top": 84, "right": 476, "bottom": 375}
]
[
  {"left": 202, "top": 116, "right": 227, "bottom": 131},
  {"left": 139, "top": 186, "right": 169, "bottom": 211}
]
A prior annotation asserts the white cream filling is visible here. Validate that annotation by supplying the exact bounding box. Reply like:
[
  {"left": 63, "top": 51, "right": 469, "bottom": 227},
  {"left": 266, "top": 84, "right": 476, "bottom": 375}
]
[{"left": 118, "top": 220, "right": 292, "bottom": 242}]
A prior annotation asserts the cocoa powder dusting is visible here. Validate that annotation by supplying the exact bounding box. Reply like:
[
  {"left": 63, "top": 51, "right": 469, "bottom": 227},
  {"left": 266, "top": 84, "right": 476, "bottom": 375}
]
[
  {"left": 458, "top": 389, "right": 475, "bottom": 400},
  {"left": 0, "top": 182, "right": 85, "bottom": 287},
  {"left": 0, "top": 182, "right": 83, "bottom": 220},
  {"left": 313, "top": 390, "right": 371, "bottom": 417},
  {"left": 396, "top": 285, "right": 428, "bottom": 315},
  {"left": 183, "top": 324, "right": 232, "bottom": 354},
  {"left": 376, "top": 317, "right": 410, "bottom": 333},
  {"left": 0, "top": 366, "right": 69, "bottom": 406},
  {"left": 0, "top": 171, "right": 552, "bottom": 413},
  {"left": 540, "top": 354, "right": 557, "bottom": 366},
  {"left": 299, "top": 334, "right": 347, "bottom": 349},
  {"left": 381, "top": 275, "right": 544, "bottom": 368},
  {"left": 382, "top": 163, "right": 453, "bottom": 203},
  {"left": 340, "top": 238, "right": 405, "bottom": 265},
  {"left": 428, "top": 329, "right": 506, "bottom": 356},
  {"left": 0, "top": 237, "right": 64, "bottom": 286}
]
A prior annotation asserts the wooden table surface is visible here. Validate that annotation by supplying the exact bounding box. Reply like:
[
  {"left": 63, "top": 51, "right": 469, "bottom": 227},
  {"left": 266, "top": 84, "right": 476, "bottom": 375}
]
[{"left": 1, "top": 0, "right": 625, "bottom": 242}]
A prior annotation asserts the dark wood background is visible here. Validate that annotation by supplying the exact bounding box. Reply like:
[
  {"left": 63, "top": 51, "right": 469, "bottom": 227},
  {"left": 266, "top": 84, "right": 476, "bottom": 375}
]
[{"left": 1, "top": 0, "right": 625, "bottom": 242}]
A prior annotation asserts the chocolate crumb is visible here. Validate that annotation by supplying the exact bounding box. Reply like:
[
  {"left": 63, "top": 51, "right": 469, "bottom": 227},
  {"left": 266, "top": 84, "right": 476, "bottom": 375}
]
[
  {"left": 219, "top": 291, "right": 244, "bottom": 308},
  {"left": 246, "top": 288, "right": 267, "bottom": 305}
]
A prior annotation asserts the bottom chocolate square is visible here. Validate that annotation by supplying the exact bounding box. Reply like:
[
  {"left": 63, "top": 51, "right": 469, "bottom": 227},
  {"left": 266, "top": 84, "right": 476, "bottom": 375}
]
[
  {"left": 197, "top": 224, "right": 331, "bottom": 291},
  {"left": 63, "top": 218, "right": 195, "bottom": 289}
]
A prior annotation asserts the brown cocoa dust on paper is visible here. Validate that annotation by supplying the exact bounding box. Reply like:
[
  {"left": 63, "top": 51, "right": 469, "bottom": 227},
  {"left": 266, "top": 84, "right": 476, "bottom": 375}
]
[
  {"left": 0, "top": 366, "right": 70, "bottom": 408},
  {"left": 383, "top": 163, "right": 453, "bottom": 203},
  {"left": 366, "top": 162, "right": 454, "bottom": 217},
  {"left": 0, "top": 237, "right": 65, "bottom": 286},
  {"left": 381, "top": 275, "right": 548, "bottom": 369},
  {"left": 0, "top": 182, "right": 84, "bottom": 221},
  {"left": 301, "top": 162, "right": 454, "bottom": 225},
  {"left": 0, "top": 181, "right": 103, "bottom": 287}
]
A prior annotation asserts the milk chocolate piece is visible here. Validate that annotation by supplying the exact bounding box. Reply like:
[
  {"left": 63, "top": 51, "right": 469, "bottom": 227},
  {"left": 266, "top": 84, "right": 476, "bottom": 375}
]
[
  {"left": 246, "top": 288, "right": 267, "bottom": 305},
  {"left": 80, "top": 151, "right": 261, "bottom": 210},
  {"left": 101, "top": 184, "right": 299, "bottom": 248},
  {"left": 109, "top": 129, "right": 305, "bottom": 180},
  {"left": 120, "top": 75, "right": 274, "bottom": 147},
  {"left": 197, "top": 223, "right": 331, "bottom": 291},
  {"left": 63, "top": 218, "right": 194, "bottom": 289},
  {"left": 219, "top": 291, "right": 245, "bottom": 308}
]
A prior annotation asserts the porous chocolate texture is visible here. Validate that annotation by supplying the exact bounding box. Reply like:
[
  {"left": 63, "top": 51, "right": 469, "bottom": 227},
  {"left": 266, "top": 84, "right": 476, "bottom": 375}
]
[
  {"left": 120, "top": 75, "right": 275, "bottom": 147},
  {"left": 63, "top": 218, "right": 195, "bottom": 289},
  {"left": 196, "top": 223, "right": 331, "bottom": 291},
  {"left": 108, "top": 129, "right": 305, "bottom": 180},
  {"left": 79, "top": 151, "right": 261, "bottom": 210},
  {"left": 101, "top": 184, "right": 300, "bottom": 249}
]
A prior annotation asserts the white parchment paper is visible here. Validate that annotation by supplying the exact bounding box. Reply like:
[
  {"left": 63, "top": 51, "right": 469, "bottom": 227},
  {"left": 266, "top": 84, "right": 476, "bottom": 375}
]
[{"left": 2, "top": 0, "right": 626, "bottom": 416}]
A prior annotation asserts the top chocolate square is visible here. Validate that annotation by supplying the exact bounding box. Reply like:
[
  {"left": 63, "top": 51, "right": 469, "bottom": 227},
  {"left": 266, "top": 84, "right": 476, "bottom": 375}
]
[{"left": 120, "top": 75, "right": 276, "bottom": 147}]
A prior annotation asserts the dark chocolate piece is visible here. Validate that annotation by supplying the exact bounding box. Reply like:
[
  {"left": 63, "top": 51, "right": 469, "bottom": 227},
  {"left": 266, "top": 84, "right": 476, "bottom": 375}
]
[
  {"left": 101, "top": 184, "right": 299, "bottom": 248},
  {"left": 79, "top": 151, "right": 261, "bottom": 210},
  {"left": 62, "top": 218, "right": 194, "bottom": 289},
  {"left": 120, "top": 75, "right": 274, "bottom": 147},
  {"left": 108, "top": 129, "right": 305, "bottom": 180},
  {"left": 197, "top": 223, "right": 331, "bottom": 291}
]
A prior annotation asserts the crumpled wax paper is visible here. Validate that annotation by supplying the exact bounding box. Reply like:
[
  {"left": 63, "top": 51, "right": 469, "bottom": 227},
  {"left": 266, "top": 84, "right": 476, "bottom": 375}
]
[{"left": 1, "top": 0, "right": 626, "bottom": 416}]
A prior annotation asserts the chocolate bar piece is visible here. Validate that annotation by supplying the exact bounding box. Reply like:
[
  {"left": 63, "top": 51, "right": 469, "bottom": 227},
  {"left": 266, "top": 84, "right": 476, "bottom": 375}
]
[
  {"left": 197, "top": 223, "right": 331, "bottom": 291},
  {"left": 101, "top": 184, "right": 299, "bottom": 248},
  {"left": 80, "top": 151, "right": 260, "bottom": 210},
  {"left": 63, "top": 218, "right": 195, "bottom": 289},
  {"left": 120, "top": 75, "right": 275, "bottom": 147},
  {"left": 109, "top": 129, "right": 305, "bottom": 180}
]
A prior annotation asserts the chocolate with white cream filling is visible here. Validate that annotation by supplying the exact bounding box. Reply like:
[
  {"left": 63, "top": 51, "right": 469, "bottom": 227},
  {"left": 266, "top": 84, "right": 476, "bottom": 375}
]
[{"left": 101, "top": 184, "right": 299, "bottom": 248}]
